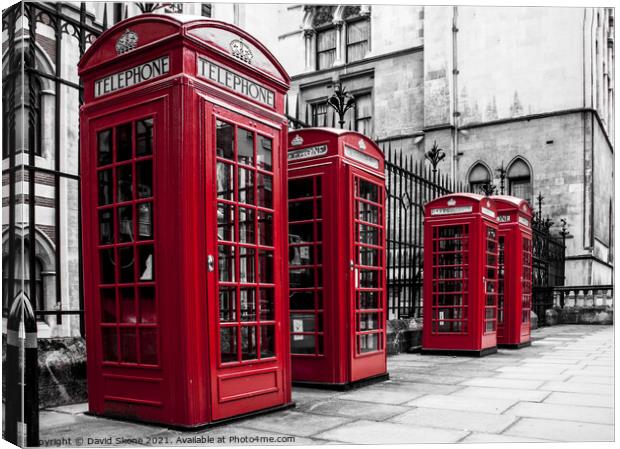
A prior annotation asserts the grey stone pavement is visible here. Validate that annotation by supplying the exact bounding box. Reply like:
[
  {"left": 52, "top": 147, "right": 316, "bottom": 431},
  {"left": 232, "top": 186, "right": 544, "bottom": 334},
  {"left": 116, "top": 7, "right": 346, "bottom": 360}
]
[{"left": 39, "top": 325, "right": 614, "bottom": 446}]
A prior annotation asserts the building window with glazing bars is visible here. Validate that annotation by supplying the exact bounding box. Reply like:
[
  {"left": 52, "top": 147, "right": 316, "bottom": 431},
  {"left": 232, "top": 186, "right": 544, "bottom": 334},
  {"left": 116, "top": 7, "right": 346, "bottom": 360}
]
[
  {"left": 346, "top": 18, "right": 370, "bottom": 63},
  {"left": 354, "top": 92, "right": 372, "bottom": 135},
  {"left": 316, "top": 28, "right": 337, "bottom": 70},
  {"left": 311, "top": 102, "right": 330, "bottom": 126},
  {"left": 165, "top": 3, "right": 184, "bottom": 13}
]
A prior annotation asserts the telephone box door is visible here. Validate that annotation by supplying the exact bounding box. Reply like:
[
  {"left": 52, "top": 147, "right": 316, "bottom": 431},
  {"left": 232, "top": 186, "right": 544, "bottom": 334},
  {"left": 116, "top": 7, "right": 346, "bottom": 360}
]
[
  {"left": 348, "top": 168, "right": 387, "bottom": 382},
  {"left": 521, "top": 236, "right": 533, "bottom": 340},
  {"left": 207, "top": 105, "right": 286, "bottom": 421}
]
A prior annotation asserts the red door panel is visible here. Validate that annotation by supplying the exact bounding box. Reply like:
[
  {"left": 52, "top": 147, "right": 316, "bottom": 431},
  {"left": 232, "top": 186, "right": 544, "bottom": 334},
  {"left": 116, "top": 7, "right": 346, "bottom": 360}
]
[
  {"left": 348, "top": 168, "right": 387, "bottom": 382},
  {"left": 206, "top": 104, "right": 287, "bottom": 421}
]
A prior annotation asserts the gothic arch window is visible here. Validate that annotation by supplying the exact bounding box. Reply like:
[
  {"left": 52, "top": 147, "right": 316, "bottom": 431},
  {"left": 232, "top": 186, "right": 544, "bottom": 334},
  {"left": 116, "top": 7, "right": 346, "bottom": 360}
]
[
  {"left": 313, "top": 6, "right": 337, "bottom": 70},
  {"left": 2, "top": 247, "right": 44, "bottom": 317},
  {"left": 468, "top": 162, "right": 492, "bottom": 194},
  {"left": 507, "top": 157, "right": 532, "bottom": 203},
  {"left": 343, "top": 6, "right": 370, "bottom": 64}
]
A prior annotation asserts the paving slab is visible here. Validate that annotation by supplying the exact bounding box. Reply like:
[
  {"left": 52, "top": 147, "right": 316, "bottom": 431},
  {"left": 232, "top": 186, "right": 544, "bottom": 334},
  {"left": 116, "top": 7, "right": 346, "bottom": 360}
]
[
  {"left": 453, "top": 386, "right": 550, "bottom": 402},
  {"left": 461, "top": 432, "right": 553, "bottom": 443},
  {"left": 349, "top": 379, "right": 464, "bottom": 395},
  {"left": 405, "top": 394, "right": 516, "bottom": 414},
  {"left": 44, "top": 403, "right": 89, "bottom": 415},
  {"left": 497, "top": 364, "right": 569, "bottom": 374},
  {"left": 459, "top": 377, "right": 544, "bottom": 390},
  {"left": 494, "top": 371, "right": 571, "bottom": 381},
  {"left": 539, "top": 381, "right": 614, "bottom": 395},
  {"left": 504, "top": 417, "right": 614, "bottom": 442},
  {"left": 505, "top": 402, "right": 614, "bottom": 425},
  {"left": 337, "top": 388, "right": 424, "bottom": 405},
  {"left": 239, "top": 410, "right": 352, "bottom": 438},
  {"left": 301, "top": 399, "right": 409, "bottom": 421},
  {"left": 39, "top": 411, "right": 97, "bottom": 431},
  {"left": 543, "top": 391, "right": 614, "bottom": 408},
  {"left": 314, "top": 419, "right": 468, "bottom": 444},
  {"left": 569, "top": 375, "right": 614, "bottom": 384},
  {"left": 390, "top": 407, "right": 517, "bottom": 433},
  {"left": 389, "top": 372, "right": 468, "bottom": 385}
]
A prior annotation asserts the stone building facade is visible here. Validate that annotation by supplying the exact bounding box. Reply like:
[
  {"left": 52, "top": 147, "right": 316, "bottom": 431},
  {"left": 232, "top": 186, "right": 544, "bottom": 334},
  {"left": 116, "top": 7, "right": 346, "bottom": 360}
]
[{"left": 2, "top": 3, "right": 614, "bottom": 338}]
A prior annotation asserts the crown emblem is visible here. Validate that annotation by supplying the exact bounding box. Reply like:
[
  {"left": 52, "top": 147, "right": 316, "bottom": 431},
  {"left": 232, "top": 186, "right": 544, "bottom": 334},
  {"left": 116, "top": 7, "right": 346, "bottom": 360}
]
[
  {"left": 447, "top": 199, "right": 456, "bottom": 206},
  {"left": 358, "top": 139, "right": 366, "bottom": 150},
  {"left": 230, "top": 39, "right": 253, "bottom": 64},
  {"left": 291, "top": 134, "right": 304, "bottom": 146},
  {"left": 116, "top": 29, "right": 138, "bottom": 55},
  {"left": 486, "top": 200, "right": 491, "bottom": 207}
]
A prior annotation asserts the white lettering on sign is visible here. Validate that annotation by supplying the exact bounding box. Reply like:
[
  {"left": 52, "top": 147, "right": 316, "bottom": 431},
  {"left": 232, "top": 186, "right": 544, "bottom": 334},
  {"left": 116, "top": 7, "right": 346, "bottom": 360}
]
[
  {"left": 288, "top": 145, "right": 328, "bottom": 162},
  {"left": 344, "top": 145, "right": 379, "bottom": 169},
  {"left": 430, "top": 206, "right": 473, "bottom": 216},
  {"left": 498, "top": 215, "right": 511, "bottom": 223},
  {"left": 197, "top": 56, "right": 275, "bottom": 107},
  {"left": 481, "top": 207, "right": 496, "bottom": 218},
  {"left": 519, "top": 216, "right": 530, "bottom": 227},
  {"left": 94, "top": 56, "right": 169, "bottom": 97}
]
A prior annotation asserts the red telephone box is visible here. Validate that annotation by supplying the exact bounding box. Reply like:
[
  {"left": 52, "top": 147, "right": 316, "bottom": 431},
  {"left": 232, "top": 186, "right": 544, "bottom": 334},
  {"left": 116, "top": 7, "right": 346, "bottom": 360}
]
[
  {"left": 422, "top": 194, "right": 499, "bottom": 356},
  {"left": 494, "top": 196, "right": 533, "bottom": 348},
  {"left": 79, "top": 14, "right": 292, "bottom": 427},
  {"left": 286, "top": 129, "right": 388, "bottom": 389}
]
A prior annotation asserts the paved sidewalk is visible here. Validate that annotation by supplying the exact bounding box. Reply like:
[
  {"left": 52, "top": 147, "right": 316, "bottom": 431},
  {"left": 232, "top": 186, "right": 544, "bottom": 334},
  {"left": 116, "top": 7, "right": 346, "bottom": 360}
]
[{"left": 39, "top": 325, "right": 614, "bottom": 445}]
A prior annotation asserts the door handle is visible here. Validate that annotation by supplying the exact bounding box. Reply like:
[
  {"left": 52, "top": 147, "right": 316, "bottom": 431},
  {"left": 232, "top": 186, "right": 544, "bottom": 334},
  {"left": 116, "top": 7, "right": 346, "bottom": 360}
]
[
  {"left": 350, "top": 259, "right": 355, "bottom": 271},
  {"left": 207, "top": 255, "right": 215, "bottom": 272}
]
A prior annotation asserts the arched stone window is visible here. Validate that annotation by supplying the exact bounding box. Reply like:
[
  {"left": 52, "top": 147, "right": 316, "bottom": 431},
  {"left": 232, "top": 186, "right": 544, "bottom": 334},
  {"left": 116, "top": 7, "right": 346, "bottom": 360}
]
[
  {"left": 507, "top": 157, "right": 532, "bottom": 203},
  {"left": 468, "top": 162, "right": 492, "bottom": 194}
]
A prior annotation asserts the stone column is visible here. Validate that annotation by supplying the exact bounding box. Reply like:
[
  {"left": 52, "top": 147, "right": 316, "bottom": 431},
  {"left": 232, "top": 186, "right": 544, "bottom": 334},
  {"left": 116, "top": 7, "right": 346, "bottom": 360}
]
[{"left": 333, "top": 19, "right": 344, "bottom": 66}]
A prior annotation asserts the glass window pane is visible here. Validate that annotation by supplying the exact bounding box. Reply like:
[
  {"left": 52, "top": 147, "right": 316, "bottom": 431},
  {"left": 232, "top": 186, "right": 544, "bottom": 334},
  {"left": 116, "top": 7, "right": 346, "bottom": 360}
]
[
  {"left": 257, "top": 173, "right": 273, "bottom": 209},
  {"left": 136, "top": 118, "right": 153, "bottom": 157},
  {"left": 98, "top": 129, "right": 112, "bottom": 166},
  {"left": 136, "top": 160, "right": 153, "bottom": 198},
  {"left": 289, "top": 178, "right": 313, "bottom": 198},
  {"left": 241, "top": 326, "right": 257, "bottom": 360},
  {"left": 358, "top": 202, "right": 379, "bottom": 224},
  {"left": 239, "top": 207, "right": 255, "bottom": 244},
  {"left": 238, "top": 128, "right": 254, "bottom": 165},
  {"left": 291, "top": 334, "right": 315, "bottom": 354},
  {"left": 117, "top": 165, "right": 133, "bottom": 202},
  {"left": 217, "top": 162, "right": 234, "bottom": 200},
  {"left": 259, "top": 288, "right": 274, "bottom": 320},
  {"left": 358, "top": 333, "right": 380, "bottom": 353},
  {"left": 139, "top": 328, "right": 158, "bottom": 365},
  {"left": 290, "top": 267, "right": 314, "bottom": 289},
  {"left": 137, "top": 203, "right": 153, "bottom": 241},
  {"left": 120, "top": 328, "right": 137, "bottom": 363},
  {"left": 240, "top": 288, "right": 256, "bottom": 321},
  {"left": 218, "top": 204, "right": 235, "bottom": 242},
  {"left": 238, "top": 168, "right": 254, "bottom": 205},
  {"left": 220, "top": 327, "right": 238, "bottom": 363},
  {"left": 289, "top": 201, "right": 314, "bottom": 222},
  {"left": 358, "top": 291, "right": 379, "bottom": 309},
  {"left": 258, "top": 135, "right": 272, "bottom": 171},
  {"left": 289, "top": 223, "right": 314, "bottom": 243},
  {"left": 218, "top": 245, "right": 235, "bottom": 282},
  {"left": 239, "top": 247, "right": 255, "bottom": 283},
  {"left": 98, "top": 170, "right": 113, "bottom": 205},
  {"left": 290, "top": 245, "right": 313, "bottom": 266},
  {"left": 119, "top": 247, "right": 135, "bottom": 283},
  {"left": 119, "top": 287, "right": 136, "bottom": 323},
  {"left": 100, "top": 288, "right": 116, "bottom": 323},
  {"left": 101, "top": 327, "right": 118, "bottom": 361},
  {"left": 219, "top": 287, "right": 236, "bottom": 322},
  {"left": 100, "top": 249, "right": 116, "bottom": 284},
  {"left": 358, "top": 313, "right": 380, "bottom": 331},
  {"left": 116, "top": 123, "right": 133, "bottom": 161},
  {"left": 291, "top": 313, "right": 315, "bottom": 332},
  {"left": 290, "top": 290, "right": 314, "bottom": 310},
  {"left": 139, "top": 286, "right": 156, "bottom": 323},
  {"left": 259, "top": 250, "right": 273, "bottom": 284},
  {"left": 138, "top": 245, "right": 154, "bottom": 281},
  {"left": 358, "top": 246, "right": 380, "bottom": 266},
  {"left": 118, "top": 206, "right": 133, "bottom": 243},
  {"left": 99, "top": 209, "right": 113, "bottom": 244},
  {"left": 359, "top": 179, "right": 379, "bottom": 202},
  {"left": 359, "top": 269, "right": 380, "bottom": 288},
  {"left": 258, "top": 211, "right": 273, "bottom": 246},
  {"left": 260, "top": 325, "right": 275, "bottom": 358},
  {"left": 216, "top": 120, "right": 234, "bottom": 160},
  {"left": 359, "top": 224, "right": 379, "bottom": 245}
]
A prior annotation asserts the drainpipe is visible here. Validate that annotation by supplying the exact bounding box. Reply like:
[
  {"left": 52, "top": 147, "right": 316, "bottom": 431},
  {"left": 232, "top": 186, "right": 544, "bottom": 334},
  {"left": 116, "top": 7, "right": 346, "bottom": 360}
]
[{"left": 451, "top": 6, "right": 459, "bottom": 181}]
